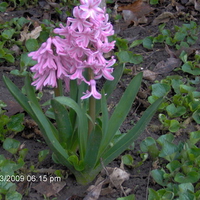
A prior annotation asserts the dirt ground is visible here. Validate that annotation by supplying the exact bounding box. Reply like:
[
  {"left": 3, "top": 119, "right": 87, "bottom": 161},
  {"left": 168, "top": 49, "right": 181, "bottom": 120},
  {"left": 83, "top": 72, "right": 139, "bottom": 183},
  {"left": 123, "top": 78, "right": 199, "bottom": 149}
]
[{"left": 0, "top": 0, "right": 200, "bottom": 199}]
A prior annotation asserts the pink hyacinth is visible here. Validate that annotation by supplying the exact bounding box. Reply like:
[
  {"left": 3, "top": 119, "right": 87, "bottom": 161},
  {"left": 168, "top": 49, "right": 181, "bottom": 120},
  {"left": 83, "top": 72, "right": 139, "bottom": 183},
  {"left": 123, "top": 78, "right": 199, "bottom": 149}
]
[{"left": 28, "top": 0, "right": 116, "bottom": 99}]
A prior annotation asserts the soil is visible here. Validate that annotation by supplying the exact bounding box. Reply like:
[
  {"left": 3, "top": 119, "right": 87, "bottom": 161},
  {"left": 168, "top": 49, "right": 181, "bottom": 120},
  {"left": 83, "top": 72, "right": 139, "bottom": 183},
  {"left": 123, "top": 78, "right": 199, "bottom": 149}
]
[{"left": 0, "top": 0, "right": 200, "bottom": 200}]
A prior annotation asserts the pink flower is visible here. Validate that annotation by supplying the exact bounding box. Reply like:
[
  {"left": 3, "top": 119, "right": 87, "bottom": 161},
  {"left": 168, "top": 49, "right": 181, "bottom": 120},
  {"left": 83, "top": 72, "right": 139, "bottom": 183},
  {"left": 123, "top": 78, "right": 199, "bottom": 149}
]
[
  {"left": 79, "top": 0, "right": 104, "bottom": 19},
  {"left": 68, "top": 7, "right": 92, "bottom": 32},
  {"left": 29, "top": 37, "right": 69, "bottom": 90},
  {"left": 29, "top": 0, "right": 116, "bottom": 99},
  {"left": 81, "top": 80, "right": 101, "bottom": 99}
]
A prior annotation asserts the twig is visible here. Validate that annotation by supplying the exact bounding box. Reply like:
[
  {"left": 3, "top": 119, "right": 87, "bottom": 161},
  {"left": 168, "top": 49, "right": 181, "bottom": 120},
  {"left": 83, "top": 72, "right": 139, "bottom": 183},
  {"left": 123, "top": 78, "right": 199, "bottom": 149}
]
[{"left": 145, "top": 167, "right": 151, "bottom": 200}]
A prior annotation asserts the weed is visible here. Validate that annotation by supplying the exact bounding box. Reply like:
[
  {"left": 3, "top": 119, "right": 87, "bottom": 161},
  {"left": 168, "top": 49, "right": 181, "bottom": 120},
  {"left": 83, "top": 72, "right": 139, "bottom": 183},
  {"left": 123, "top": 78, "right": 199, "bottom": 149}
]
[{"left": 0, "top": 100, "right": 24, "bottom": 142}]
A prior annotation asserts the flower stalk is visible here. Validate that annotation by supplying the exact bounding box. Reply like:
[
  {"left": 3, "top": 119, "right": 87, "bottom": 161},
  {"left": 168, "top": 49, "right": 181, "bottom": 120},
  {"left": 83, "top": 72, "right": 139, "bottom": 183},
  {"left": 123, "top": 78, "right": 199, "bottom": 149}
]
[{"left": 54, "top": 79, "right": 63, "bottom": 97}]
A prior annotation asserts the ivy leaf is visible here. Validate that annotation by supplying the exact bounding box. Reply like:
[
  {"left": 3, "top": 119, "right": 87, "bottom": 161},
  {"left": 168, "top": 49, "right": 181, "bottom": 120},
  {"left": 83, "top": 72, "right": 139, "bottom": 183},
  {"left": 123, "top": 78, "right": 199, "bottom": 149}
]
[
  {"left": 3, "top": 138, "right": 20, "bottom": 154},
  {"left": 192, "top": 109, "right": 200, "bottom": 124},
  {"left": 7, "top": 113, "right": 24, "bottom": 133}
]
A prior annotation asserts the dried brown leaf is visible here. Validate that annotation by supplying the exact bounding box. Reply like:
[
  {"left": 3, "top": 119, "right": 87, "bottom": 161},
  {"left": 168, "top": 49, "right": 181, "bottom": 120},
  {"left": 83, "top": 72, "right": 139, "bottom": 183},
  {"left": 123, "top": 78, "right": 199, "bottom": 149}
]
[
  {"left": 83, "top": 180, "right": 105, "bottom": 200},
  {"left": 165, "top": 45, "right": 177, "bottom": 58},
  {"left": 109, "top": 167, "right": 130, "bottom": 189},
  {"left": 194, "top": 0, "right": 200, "bottom": 11},
  {"left": 4, "top": 100, "right": 24, "bottom": 116},
  {"left": 143, "top": 70, "right": 158, "bottom": 81},
  {"left": 19, "top": 26, "right": 42, "bottom": 42},
  {"left": 152, "top": 12, "right": 174, "bottom": 25},
  {"left": 153, "top": 58, "right": 182, "bottom": 74},
  {"left": 118, "top": 0, "right": 152, "bottom": 25},
  {"left": 33, "top": 181, "right": 66, "bottom": 198}
]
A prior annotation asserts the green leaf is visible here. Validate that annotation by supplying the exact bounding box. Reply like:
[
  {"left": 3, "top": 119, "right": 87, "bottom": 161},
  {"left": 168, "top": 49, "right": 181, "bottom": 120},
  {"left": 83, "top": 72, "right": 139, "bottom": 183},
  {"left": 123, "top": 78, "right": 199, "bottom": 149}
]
[
  {"left": 0, "top": 49, "right": 5, "bottom": 58},
  {"left": 3, "top": 138, "right": 20, "bottom": 154},
  {"left": 166, "top": 104, "right": 186, "bottom": 118},
  {"left": 117, "top": 194, "right": 135, "bottom": 200},
  {"left": 166, "top": 160, "right": 181, "bottom": 173},
  {"left": 171, "top": 78, "right": 183, "bottom": 94},
  {"left": 4, "top": 54, "right": 15, "bottom": 63},
  {"left": 140, "top": 137, "right": 160, "bottom": 159},
  {"left": 179, "top": 50, "right": 188, "bottom": 62},
  {"left": 115, "top": 37, "right": 129, "bottom": 51},
  {"left": 182, "top": 62, "right": 200, "bottom": 75},
  {"left": 169, "top": 119, "right": 180, "bottom": 133},
  {"left": 150, "top": 0, "right": 159, "bottom": 5},
  {"left": 151, "top": 169, "right": 168, "bottom": 186},
  {"left": 153, "top": 34, "right": 166, "bottom": 43},
  {"left": 5, "top": 191, "right": 22, "bottom": 200},
  {"left": 84, "top": 124, "right": 102, "bottom": 170},
  {"left": 130, "top": 54, "right": 143, "bottom": 64},
  {"left": 151, "top": 83, "right": 171, "bottom": 97},
  {"left": 130, "top": 39, "right": 143, "bottom": 48},
  {"left": 3, "top": 75, "right": 35, "bottom": 120},
  {"left": 1, "top": 29, "right": 15, "bottom": 39},
  {"left": 140, "top": 137, "right": 156, "bottom": 152},
  {"left": 38, "top": 149, "right": 49, "bottom": 163},
  {"left": 101, "top": 63, "right": 124, "bottom": 101},
  {"left": 189, "top": 131, "right": 200, "bottom": 145},
  {"left": 174, "top": 32, "right": 187, "bottom": 42},
  {"left": 7, "top": 113, "right": 24, "bottom": 132},
  {"left": 122, "top": 154, "right": 134, "bottom": 166},
  {"left": 51, "top": 99, "right": 73, "bottom": 149},
  {"left": 99, "top": 72, "right": 143, "bottom": 155},
  {"left": 25, "top": 38, "right": 39, "bottom": 52},
  {"left": 180, "top": 85, "right": 195, "bottom": 93},
  {"left": 0, "top": 2, "right": 8, "bottom": 12},
  {"left": 143, "top": 37, "right": 153, "bottom": 49},
  {"left": 192, "top": 109, "right": 200, "bottom": 124},
  {"left": 68, "top": 155, "right": 84, "bottom": 171},
  {"left": 148, "top": 188, "right": 160, "bottom": 200},
  {"left": 28, "top": 101, "right": 75, "bottom": 172},
  {"left": 179, "top": 183, "right": 194, "bottom": 193},
  {"left": 157, "top": 133, "right": 174, "bottom": 145},
  {"left": 175, "top": 172, "right": 200, "bottom": 183},
  {"left": 54, "top": 96, "right": 88, "bottom": 159},
  {"left": 116, "top": 51, "right": 143, "bottom": 64},
  {"left": 101, "top": 90, "right": 109, "bottom": 135},
  {"left": 20, "top": 53, "right": 37, "bottom": 68},
  {"left": 101, "top": 97, "right": 163, "bottom": 167},
  {"left": 16, "top": 17, "right": 30, "bottom": 27},
  {"left": 159, "top": 140, "right": 179, "bottom": 161},
  {"left": 157, "top": 189, "right": 174, "bottom": 199}
]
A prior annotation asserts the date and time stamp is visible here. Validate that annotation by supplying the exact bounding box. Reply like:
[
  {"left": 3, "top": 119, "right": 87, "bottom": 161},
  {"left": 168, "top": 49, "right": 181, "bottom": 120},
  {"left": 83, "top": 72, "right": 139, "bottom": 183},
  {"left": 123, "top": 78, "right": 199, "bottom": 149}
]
[{"left": 0, "top": 174, "right": 62, "bottom": 183}]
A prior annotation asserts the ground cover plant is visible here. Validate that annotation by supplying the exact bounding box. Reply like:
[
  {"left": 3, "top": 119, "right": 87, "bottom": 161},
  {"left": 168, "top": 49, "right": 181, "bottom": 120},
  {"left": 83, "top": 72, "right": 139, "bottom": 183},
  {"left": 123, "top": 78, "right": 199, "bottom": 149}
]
[{"left": 0, "top": 0, "right": 200, "bottom": 199}]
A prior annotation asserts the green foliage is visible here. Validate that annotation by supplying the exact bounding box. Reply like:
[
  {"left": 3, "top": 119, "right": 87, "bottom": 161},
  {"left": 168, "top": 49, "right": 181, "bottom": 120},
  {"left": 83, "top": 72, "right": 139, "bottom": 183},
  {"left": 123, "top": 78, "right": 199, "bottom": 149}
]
[
  {"left": 142, "top": 131, "right": 200, "bottom": 200},
  {"left": 109, "top": 35, "right": 143, "bottom": 65},
  {"left": 38, "top": 149, "right": 50, "bottom": 163},
  {"left": 0, "top": 138, "right": 27, "bottom": 200},
  {"left": 0, "top": 2, "right": 8, "bottom": 12},
  {"left": 122, "top": 153, "right": 148, "bottom": 168},
  {"left": 180, "top": 51, "right": 200, "bottom": 75},
  {"left": 0, "top": 137, "right": 62, "bottom": 199},
  {"left": 148, "top": 75, "right": 200, "bottom": 132},
  {"left": 0, "top": 101, "right": 24, "bottom": 142},
  {"left": 4, "top": 0, "right": 38, "bottom": 8},
  {"left": 131, "top": 21, "right": 199, "bottom": 51},
  {"left": 0, "top": 17, "right": 52, "bottom": 76}
]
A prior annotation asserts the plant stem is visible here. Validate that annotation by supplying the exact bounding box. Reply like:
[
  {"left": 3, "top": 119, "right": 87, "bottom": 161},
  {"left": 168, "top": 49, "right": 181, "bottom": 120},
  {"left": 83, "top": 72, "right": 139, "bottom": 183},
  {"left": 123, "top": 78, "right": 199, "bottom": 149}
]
[
  {"left": 88, "top": 69, "right": 95, "bottom": 135},
  {"left": 88, "top": 96, "right": 95, "bottom": 135},
  {"left": 54, "top": 79, "right": 63, "bottom": 97}
]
